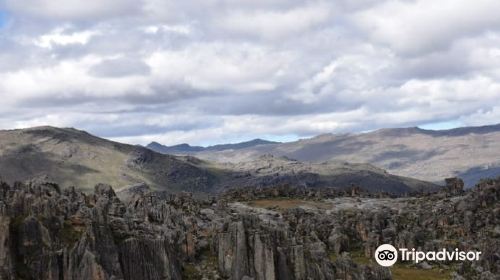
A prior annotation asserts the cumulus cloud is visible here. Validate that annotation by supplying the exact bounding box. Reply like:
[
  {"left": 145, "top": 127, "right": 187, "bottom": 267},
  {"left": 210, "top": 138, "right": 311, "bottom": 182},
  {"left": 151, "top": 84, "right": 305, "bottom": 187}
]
[
  {"left": 34, "top": 27, "right": 100, "bottom": 49},
  {"left": 0, "top": 0, "right": 499, "bottom": 145},
  {"left": 215, "top": 2, "right": 332, "bottom": 39},
  {"left": 355, "top": 0, "right": 500, "bottom": 55}
]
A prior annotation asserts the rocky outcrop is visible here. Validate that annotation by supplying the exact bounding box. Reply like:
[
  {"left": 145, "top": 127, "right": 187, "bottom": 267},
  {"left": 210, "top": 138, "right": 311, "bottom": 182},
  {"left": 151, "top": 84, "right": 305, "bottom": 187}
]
[
  {"left": 0, "top": 182, "right": 183, "bottom": 280},
  {"left": 0, "top": 215, "right": 12, "bottom": 279},
  {"left": 0, "top": 177, "right": 498, "bottom": 279},
  {"left": 217, "top": 155, "right": 439, "bottom": 195},
  {"left": 215, "top": 216, "right": 336, "bottom": 280},
  {"left": 445, "top": 177, "right": 465, "bottom": 195}
]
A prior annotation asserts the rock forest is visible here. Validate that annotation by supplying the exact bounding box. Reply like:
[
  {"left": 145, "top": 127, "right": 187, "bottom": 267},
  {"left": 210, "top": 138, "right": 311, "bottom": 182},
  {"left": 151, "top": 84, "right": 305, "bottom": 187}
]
[{"left": 0, "top": 175, "right": 498, "bottom": 280}]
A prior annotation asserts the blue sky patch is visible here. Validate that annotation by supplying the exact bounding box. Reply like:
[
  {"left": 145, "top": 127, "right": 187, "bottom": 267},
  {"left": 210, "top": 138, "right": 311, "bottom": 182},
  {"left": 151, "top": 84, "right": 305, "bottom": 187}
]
[
  {"left": 0, "top": 10, "right": 9, "bottom": 28},
  {"left": 419, "top": 120, "right": 463, "bottom": 131}
]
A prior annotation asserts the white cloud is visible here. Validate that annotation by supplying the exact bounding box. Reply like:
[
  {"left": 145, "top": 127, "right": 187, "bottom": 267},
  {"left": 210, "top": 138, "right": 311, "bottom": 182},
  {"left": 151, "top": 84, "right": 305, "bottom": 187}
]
[
  {"left": 0, "top": 55, "right": 152, "bottom": 105},
  {"left": 0, "top": 0, "right": 499, "bottom": 145},
  {"left": 461, "top": 106, "right": 500, "bottom": 126},
  {"left": 216, "top": 2, "right": 332, "bottom": 39},
  {"left": 12, "top": 113, "right": 73, "bottom": 129},
  {"left": 34, "top": 28, "right": 100, "bottom": 49},
  {"left": 146, "top": 42, "right": 294, "bottom": 92},
  {"left": 355, "top": 0, "right": 500, "bottom": 55},
  {"left": 143, "top": 24, "right": 192, "bottom": 35}
]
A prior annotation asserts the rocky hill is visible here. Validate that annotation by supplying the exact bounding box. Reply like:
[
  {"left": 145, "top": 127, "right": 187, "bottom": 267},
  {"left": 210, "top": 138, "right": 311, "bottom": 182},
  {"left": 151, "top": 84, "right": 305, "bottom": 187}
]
[
  {"left": 0, "top": 177, "right": 497, "bottom": 280},
  {"left": 215, "top": 155, "right": 438, "bottom": 194},
  {"left": 153, "top": 123, "right": 500, "bottom": 187},
  {"left": 0, "top": 126, "right": 438, "bottom": 195},
  {"left": 0, "top": 126, "right": 218, "bottom": 193}
]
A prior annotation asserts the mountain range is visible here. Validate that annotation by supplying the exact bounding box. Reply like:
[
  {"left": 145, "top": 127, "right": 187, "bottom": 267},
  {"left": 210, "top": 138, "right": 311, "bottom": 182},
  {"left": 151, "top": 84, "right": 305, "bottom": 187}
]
[
  {"left": 147, "top": 139, "right": 279, "bottom": 154},
  {"left": 0, "top": 126, "right": 437, "bottom": 194},
  {"left": 148, "top": 123, "right": 500, "bottom": 186}
]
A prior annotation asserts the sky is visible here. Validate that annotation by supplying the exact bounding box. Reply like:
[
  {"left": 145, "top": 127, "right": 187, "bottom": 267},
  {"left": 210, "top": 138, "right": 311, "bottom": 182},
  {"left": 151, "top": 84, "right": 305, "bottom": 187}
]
[{"left": 0, "top": 0, "right": 499, "bottom": 146}]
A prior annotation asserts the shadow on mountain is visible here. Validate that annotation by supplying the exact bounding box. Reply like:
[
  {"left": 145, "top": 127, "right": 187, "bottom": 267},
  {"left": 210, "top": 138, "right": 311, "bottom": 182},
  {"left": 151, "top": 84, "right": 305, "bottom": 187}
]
[
  {"left": 457, "top": 165, "right": 500, "bottom": 187},
  {"left": 126, "top": 146, "right": 220, "bottom": 193},
  {"left": 0, "top": 144, "right": 99, "bottom": 185},
  {"left": 370, "top": 148, "right": 445, "bottom": 168}
]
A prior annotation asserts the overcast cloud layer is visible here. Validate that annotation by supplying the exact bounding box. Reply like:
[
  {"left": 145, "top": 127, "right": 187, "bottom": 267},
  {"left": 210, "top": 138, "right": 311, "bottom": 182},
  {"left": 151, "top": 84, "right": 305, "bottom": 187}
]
[{"left": 0, "top": 0, "right": 500, "bottom": 145}]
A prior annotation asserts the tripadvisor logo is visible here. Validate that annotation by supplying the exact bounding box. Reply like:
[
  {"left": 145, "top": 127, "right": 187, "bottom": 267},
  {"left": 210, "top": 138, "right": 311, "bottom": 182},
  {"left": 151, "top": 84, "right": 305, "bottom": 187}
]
[
  {"left": 375, "top": 244, "right": 398, "bottom": 267},
  {"left": 374, "top": 244, "right": 482, "bottom": 267}
]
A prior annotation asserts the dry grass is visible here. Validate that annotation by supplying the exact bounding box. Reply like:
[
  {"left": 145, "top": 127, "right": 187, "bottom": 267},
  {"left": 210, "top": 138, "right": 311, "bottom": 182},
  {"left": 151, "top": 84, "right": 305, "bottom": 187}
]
[
  {"left": 391, "top": 264, "right": 451, "bottom": 280},
  {"left": 246, "top": 198, "right": 332, "bottom": 210},
  {"left": 328, "top": 251, "right": 452, "bottom": 280}
]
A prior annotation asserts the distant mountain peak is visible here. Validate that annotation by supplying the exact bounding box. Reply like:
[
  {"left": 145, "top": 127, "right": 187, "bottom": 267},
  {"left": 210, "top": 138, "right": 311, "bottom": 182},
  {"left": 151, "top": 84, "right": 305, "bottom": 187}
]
[
  {"left": 147, "top": 138, "right": 280, "bottom": 155},
  {"left": 146, "top": 142, "right": 204, "bottom": 153}
]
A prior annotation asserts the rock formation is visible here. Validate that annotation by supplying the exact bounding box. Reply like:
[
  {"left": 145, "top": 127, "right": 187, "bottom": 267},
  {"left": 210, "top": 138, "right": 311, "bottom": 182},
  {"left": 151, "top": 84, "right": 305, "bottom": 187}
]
[{"left": 0, "top": 177, "right": 498, "bottom": 279}]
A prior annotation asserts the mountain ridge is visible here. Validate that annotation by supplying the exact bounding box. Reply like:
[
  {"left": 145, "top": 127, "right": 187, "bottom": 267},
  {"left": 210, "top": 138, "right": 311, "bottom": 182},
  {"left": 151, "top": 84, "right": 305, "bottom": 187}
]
[
  {"left": 147, "top": 138, "right": 280, "bottom": 154},
  {"left": 0, "top": 126, "right": 438, "bottom": 195},
  {"left": 149, "top": 123, "right": 500, "bottom": 187},
  {"left": 0, "top": 126, "right": 219, "bottom": 193}
]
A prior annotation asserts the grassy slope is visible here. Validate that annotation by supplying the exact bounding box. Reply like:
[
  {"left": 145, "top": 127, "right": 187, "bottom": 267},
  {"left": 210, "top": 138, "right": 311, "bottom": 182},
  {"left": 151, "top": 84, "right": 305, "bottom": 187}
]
[{"left": 0, "top": 127, "right": 222, "bottom": 192}]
